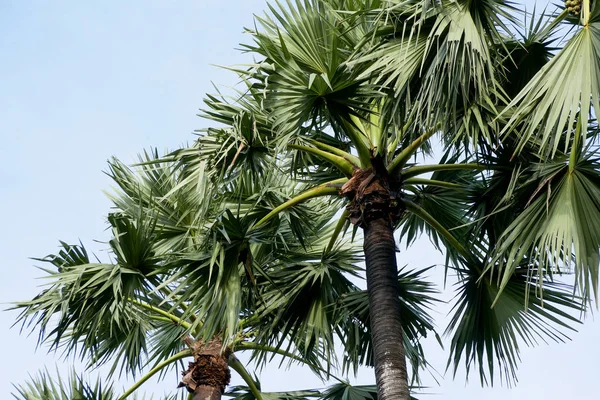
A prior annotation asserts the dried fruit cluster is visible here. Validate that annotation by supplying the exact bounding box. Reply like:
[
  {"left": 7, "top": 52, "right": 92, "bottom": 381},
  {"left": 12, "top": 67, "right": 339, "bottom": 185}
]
[{"left": 565, "top": 0, "right": 582, "bottom": 16}]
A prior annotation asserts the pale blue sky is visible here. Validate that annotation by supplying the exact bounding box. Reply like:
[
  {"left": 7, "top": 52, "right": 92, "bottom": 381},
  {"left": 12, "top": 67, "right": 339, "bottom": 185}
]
[{"left": 1, "top": 1, "right": 598, "bottom": 399}]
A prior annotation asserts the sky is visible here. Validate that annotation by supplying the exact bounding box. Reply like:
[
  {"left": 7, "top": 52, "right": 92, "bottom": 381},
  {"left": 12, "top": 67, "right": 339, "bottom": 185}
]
[{"left": 1, "top": 1, "right": 599, "bottom": 399}]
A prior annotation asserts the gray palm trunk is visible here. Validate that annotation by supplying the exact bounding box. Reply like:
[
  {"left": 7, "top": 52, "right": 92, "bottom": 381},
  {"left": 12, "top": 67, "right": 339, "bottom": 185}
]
[
  {"left": 364, "top": 218, "right": 410, "bottom": 400},
  {"left": 192, "top": 386, "right": 223, "bottom": 400},
  {"left": 341, "top": 158, "right": 410, "bottom": 400}
]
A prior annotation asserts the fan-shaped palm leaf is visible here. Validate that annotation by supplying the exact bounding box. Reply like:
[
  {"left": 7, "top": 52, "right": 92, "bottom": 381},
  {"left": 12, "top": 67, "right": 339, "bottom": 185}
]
[{"left": 500, "top": 5, "right": 600, "bottom": 157}]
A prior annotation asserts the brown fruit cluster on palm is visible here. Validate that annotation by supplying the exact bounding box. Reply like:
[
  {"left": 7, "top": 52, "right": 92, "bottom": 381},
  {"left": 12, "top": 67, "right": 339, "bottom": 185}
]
[{"left": 340, "top": 160, "right": 404, "bottom": 228}]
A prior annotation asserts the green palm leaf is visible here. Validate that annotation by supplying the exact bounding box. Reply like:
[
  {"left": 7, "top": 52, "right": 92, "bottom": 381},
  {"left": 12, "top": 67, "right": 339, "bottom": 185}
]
[
  {"left": 248, "top": 223, "right": 362, "bottom": 371},
  {"left": 360, "top": 0, "right": 514, "bottom": 136},
  {"left": 321, "top": 381, "right": 420, "bottom": 400},
  {"left": 242, "top": 0, "right": 376, "bottom": 143},
  {"left": 446, "top": 261, "right": 583, "bottom": 386},
  {"left": 13, "top": 240, "right": 154, "bottom": 376},
  {"left": 225, "top": 374, "right": 319, "bottom": 400},
  {"left": 489, "top": 147, "right": 600, "bottom": 303},
  {"left": 12, "top": 369, "right": 117, "bottom": 400},
  {"left": 12, "top": 368, "right": 184, "bottom": 400},
  {"left": 107, "top": 152, "right": 214, "bottom": 254},
  {"left": 500, "top": 12, "right": 600, "bottom": 157},
  {"left": 321, "top": 382, "right": 378, "bottom": 400}
]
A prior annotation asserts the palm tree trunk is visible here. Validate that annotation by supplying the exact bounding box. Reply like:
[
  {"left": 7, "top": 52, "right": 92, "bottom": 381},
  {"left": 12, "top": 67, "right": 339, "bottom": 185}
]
[
  {"left": 180, "top": 338, "right": 231, "bottom": 400},
  {"left": 363, "top": 218, "right": 410, "bottom": 400},
  {"left": 192, "top": 386, "right": 222, "bottom": 400}
]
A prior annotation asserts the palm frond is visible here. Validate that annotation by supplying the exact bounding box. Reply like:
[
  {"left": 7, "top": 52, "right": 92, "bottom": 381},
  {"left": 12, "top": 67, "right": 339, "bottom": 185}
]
[
  {"left": 399, "top": 160, "right": 478, "bottom": 267},
  {"left": 13, "top": 238, "right": 153, "bottom": 377},
  {"left": 242, "top": 0, "right": 377, "bottom": 144},
  {"left": 446, "top": 261, "right": 583, "bottom": 386},
  {"left": 247, "top": 222, "right": 362, "bottom": 372},
  {"left": 226, "top": 380, "right": 319, "bottom": 400},
  {"left": 500, "top": 18, "right": 600, "bottom": 157},
  {"left": 12, "top": 368, "right": 185, "bottom": 400},
  {"left": 488, "top": 147, "right": 600, "bottom": 303},
  {"left": 107, "top": 152, "right": 214, "bottom": 254},
  {"left": 12, "top": 369, "right": 117, "bottom": 400},
  {"left": 321, "top": 381, "right": 421, "bottom": 400},
  {"left": 320, "top": 382, "right": 378, "bottom": 400},
  {"left": 199, "top": 89, "right": 275, "bottom": 180},
  {"left": 360, "top": 0, "right": 514, "bottom": 138}
]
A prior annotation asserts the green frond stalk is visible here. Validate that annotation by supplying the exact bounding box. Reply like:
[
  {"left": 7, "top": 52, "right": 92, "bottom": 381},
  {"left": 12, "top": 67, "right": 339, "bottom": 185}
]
[
  {"left": 119, "top": 349, "right": 192, "bottom": 399},
  {"left": 402, "top": 163, "right": 491, "bottom": 179},
  {"left": 234, "top": 342, "right": 345, "bottom": 384},
  {"left": 326, "top": 210, "right": 350, "bottom": 253},
  {"left": 233, "top": 342, "right": 314, "bottom": 368},
  {"left": 370, "top": 106, "right": 385, "bottom": 157},
  {"left": 130, "top": 299, "right": 192, "bottom": 330},
  {"left": 288, "top": 144, "right": 356, "bottom": 176},
  {"left": 402, "top": 178, "right": 463, "bottom": 189},
  {"left": 148, "top": 316, "right": 176, "bottom": 324},
  {"left": 228, "top": 355, "right": 263, "bottom": 400},
  {"left": 309, "top": 139, "right": 362, "bottom": 168},
  {"left": 253, "top": 178, "right": 346, "bottom": 228},
  {"left": 340, "top": 118, "right": 374, "bottom": 166},
  {"left": 388, "top": 125, "right": 440, "bottom": 175}
]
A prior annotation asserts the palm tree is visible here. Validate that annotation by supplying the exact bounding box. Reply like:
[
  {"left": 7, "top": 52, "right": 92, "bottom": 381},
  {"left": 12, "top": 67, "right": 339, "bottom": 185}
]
[
  {"left": 13, "top": 143, "right": 435, "bottom": 399},
  {"left": 11, "top": 149, "right": 328, "bottom": 398},
  {"left": 168, "top": 0, "right": 599, "bottom": 399}
]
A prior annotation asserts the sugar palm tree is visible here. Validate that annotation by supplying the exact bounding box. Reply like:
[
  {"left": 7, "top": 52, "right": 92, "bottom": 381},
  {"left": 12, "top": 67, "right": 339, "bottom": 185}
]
[
  {"left": 13, "top": 142, "right": 435, "bottom": 399},
  {"left": 169, "top": 0, "right": 599, "bottom": 399},
  {"left": 12, "top": 149, "right": 329, "bottom": 399}
]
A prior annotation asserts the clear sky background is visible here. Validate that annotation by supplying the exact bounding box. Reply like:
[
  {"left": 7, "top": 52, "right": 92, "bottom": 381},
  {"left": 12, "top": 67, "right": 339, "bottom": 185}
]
[{"left": 1, "top": 1, "right": 599, "bottom": 399}]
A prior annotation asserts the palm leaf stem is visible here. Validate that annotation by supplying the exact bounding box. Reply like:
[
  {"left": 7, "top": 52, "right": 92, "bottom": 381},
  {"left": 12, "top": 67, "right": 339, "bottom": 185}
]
[
  {"left": 388, "top": 124, "right": 440, "bottom": 175},
  {"left": 402, "top": 163, "right": 493, "bottom": 179},
  {"left": 325, "top": 210, "right": 350, "bottom": 253},
  {"left": 234, "top": 342, "right": 345, "bottom": 384},
  {"left": 130, "top": 299, "right": 192, "bottom": 330},
  {"left": 340, "top": 118, "right": 373, "bottom": 166},
  {"left": 402, "top": 178, "right": 463, "bottom": 189},
  {"left": 228, "top": 354, "right": 264, "bottom": 400},
  {"left": 252, "top": 179, "right": 346, "bottom": 228},
  {"left": 288, "top": 144, "right": 356, "bottom": 177},
  {"left": 119, "top": 349, "right": 193, "bottom": 399},
  {"left": 309, "top": 139, "right": 361, "bottom": 168},
  {"left": 149, "top": 316, "right": 175, "bottom": 324}
]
